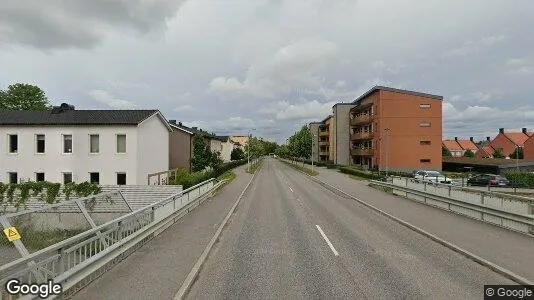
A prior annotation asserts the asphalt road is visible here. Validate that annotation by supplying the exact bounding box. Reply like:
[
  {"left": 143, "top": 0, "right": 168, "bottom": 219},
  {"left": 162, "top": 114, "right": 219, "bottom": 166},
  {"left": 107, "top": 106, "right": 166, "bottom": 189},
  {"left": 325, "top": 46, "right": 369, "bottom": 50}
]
[{"left": 187, "top": 158, "right": 514, "bottom": 299}]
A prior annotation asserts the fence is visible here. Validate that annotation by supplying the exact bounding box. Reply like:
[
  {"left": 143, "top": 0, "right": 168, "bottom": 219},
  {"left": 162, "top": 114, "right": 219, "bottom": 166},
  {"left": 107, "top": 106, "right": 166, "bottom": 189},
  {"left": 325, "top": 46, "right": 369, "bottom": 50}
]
[
  {"left": 375, "top": 177, "right": 534, "bottom": 235},
  {"left": 0, "top": 178, "right": 222, "bottom": 299}
]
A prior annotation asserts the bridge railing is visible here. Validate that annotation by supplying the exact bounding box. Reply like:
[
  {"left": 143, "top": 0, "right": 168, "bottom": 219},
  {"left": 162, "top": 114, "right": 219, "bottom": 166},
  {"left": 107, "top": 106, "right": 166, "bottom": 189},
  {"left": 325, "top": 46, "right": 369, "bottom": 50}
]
[
  {"left": 0, "top": 178, "right": 223, "bottom": 299},
  {"left": 373, "top": 178, "right": 534, "bottom": 235}
]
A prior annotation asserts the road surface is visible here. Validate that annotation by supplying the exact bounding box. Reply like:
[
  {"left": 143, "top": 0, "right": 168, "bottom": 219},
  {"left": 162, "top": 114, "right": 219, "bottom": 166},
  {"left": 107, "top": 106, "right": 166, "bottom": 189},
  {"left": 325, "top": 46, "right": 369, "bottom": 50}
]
[{"left": 186, "top": 159, "right": 514, "bottom": 299}]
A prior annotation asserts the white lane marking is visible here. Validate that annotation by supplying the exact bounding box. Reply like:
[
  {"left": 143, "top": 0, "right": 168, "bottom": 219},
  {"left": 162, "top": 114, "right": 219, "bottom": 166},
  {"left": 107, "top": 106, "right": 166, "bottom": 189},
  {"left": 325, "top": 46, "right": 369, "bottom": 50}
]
[
  {"left": 316, "top": 225, "right": 339, "bottom": 256},
  {"left": 289, "top": 186, "right": 294, "bottom": 193}
]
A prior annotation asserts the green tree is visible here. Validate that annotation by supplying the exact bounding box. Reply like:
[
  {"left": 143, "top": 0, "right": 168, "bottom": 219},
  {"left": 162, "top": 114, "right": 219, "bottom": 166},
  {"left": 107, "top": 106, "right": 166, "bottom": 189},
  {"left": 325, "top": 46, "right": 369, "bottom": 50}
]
[
  {"left": 463, "top": 149, "right": 475, "bottom": 158},
  {"left": 442, "top": 146, "right": 452, "bottom": 157},
  {"left": 191, "top": 135, "right": 213, "bottom": 172},
  {"left": 286, "top": 125, "right": 312, "bottom": 159},
  {"left": 493, "top": 150, "right": 505, "bottom": 159},
  {"left": 231, "top": 148, "right": 245, "bottom": 160},
  {"left": 0, "top": 83, "right": 51, "bottom": 111},
  {"left": 509, "top": 147, "right": 524, "bottom": 159}
]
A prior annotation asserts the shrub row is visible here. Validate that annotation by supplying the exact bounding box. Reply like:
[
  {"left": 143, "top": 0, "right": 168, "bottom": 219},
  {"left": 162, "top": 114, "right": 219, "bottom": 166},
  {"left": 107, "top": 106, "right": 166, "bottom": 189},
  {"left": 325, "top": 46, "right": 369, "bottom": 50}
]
[
  {"left": 169, "top": 159, "right": 250, "bottom": 189},
  {"left": 504, "top": 172, "right": 534, "bottom": 188},
  {"left": 339, "top": 167, "right": 386, "bottom": 181}
]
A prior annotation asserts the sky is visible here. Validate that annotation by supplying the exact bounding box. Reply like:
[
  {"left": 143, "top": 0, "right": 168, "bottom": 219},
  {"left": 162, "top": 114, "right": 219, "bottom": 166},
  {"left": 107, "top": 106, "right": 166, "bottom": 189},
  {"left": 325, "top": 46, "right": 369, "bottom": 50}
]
[{"left": 1, "top": 0, "right": 533, "bottom": 144}]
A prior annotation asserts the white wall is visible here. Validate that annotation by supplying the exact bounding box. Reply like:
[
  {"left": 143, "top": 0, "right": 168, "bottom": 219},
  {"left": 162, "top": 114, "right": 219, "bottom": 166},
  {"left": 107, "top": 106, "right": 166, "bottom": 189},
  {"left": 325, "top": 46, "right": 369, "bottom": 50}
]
[
  {"left": 220, "top": 140, "right": 234, "bottom": 162},
  {"left": 210, "top": 139, "right": 223, "bottom": 155},
  {"left": 137, "top": 114, "right": 170, "bottom": 184},
  {"left": 0, "top": 125, "right": 138, "bottom": 184}
]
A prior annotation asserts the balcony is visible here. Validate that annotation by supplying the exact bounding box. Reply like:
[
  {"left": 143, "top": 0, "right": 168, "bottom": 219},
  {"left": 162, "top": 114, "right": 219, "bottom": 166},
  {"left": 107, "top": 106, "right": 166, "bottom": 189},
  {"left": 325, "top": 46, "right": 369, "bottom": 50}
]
[
  {"left": 318, "top": 141, "right": 329, "bottom": 146},
  {"left": 319, "top": 150, "right": 329, "bottom": 156},
  {"left": 350, "top": 131, "right": 374, "bottom": 140},
  {"left": 350, "top": 114, "right": 373, "bottom": 126},
  {"left": 350, "top": 148, "right": 375, "bottom": 156},
  {"left": 319, "top": 130, "right": 329, "bottom": 137}
]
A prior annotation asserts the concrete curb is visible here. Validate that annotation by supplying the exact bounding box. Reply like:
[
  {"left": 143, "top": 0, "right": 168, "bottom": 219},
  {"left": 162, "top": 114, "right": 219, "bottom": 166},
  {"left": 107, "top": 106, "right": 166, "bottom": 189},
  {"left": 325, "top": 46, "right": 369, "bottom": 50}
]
[
  {"left": 283, "top": 162, "right": 534, "bottom": 286},
  {"left": 173, "top": 165, "right": 261, "bottom": 300}
]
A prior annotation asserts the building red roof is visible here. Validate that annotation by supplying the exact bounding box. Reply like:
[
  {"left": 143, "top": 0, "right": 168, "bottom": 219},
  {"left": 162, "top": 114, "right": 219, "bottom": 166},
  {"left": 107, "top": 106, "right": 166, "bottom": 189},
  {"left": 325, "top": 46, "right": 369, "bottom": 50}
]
[
  {"left": 504, "top": 132, "right": 531, "bottom": 146},
  {"left": 456, "top": 139, "right": 478, "bottom": 151},
  {"left": 442, "top": 140, "right": 463, "bottom": 151},
  {"left": 477, "top": 145, "right": 495, "bottom": 156}
]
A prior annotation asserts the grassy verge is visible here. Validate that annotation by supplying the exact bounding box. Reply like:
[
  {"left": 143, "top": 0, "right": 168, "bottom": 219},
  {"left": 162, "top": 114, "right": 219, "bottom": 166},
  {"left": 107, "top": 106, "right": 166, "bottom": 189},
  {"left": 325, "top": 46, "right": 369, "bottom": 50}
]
[
  {"left": 246, "top": 160, "right": 263, "bottom": 174},
  {"left": 1, "top": 228, "right": 84, "bottom": 250},
  {"left": 281, "top": 160, "right": 319, "bottom": 176},
  {"left": 368, "top": 183, "right": 394, "bottom": 194},
  {"left": 348, "top": 174, "right": 367, "bottom": 181}
]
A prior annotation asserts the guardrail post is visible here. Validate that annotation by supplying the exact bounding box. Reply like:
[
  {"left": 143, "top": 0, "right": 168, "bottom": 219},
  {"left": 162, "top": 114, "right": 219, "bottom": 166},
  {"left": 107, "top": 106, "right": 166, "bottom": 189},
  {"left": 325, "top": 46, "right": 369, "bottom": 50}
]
[
  {"left": 405, "top": 178, "right": 408, "bottom": 187},
  {"left": 424, "top": 182, "right": 427, "bottom": 191},
  {"left": 448, "top": 186, "right": 451, "bottom": 197},
  {"left": 58, "top": 247, "right": 66, "bottom": 274}
]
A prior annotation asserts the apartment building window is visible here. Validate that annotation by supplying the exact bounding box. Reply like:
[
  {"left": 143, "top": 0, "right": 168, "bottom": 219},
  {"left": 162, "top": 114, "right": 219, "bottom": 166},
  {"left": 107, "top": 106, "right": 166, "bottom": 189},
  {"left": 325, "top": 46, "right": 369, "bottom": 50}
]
[
  {"left": 89, "top": 172, "right": 100, "bottom": 184},
  {"left": 63, "top": 172, "right": 73, "bottom": 184},
  {"left": 90, "top": 134, "right": 99, "bottom": 153},
  {"left": 36, "top": 134, "right": 45, "bottom": 153},
  {"left": 420, "top": 159, "right": 431, "bottom": 163},
  {"left": 35, "top": 172, "right": 45, "bottom": 182},
  {"left": 8, "top": 134, "right": 18, "bottom": 153},
  {"left": 63, "top": 135, "right": 73, "bottom": 153},
  {"left": 117, "top": 173, "right": 126, "bottom": 185},
  {"left": 420, "top": 140, "right": 431, "bottom": 145},
  {"left": 420, "top": 122, "right": 431, "bottom": 127},
  {"left": 8, "top": 172, "right": 17, "bottom": 184},
  {"left": 116, "top": 134, "right": 126, "bottom": 153},
  {"left": 420, "top": 104, "right": 431, "bottom": 109}
]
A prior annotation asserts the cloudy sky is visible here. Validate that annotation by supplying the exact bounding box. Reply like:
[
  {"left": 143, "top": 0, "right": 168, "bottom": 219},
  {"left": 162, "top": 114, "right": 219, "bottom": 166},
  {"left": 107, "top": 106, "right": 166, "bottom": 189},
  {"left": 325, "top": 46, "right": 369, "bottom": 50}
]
[{"left": 1, "top": 0, "right": 533, "bottom": 143}]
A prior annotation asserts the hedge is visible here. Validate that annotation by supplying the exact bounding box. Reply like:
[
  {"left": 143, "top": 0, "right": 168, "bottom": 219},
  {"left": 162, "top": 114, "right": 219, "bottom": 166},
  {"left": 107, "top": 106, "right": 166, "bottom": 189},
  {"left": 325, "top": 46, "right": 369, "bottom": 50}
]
[
  {"left": 169, "top": 159, "right": 250, "bottom": 189},
  {"left": 339, "top": 167, "right": 386, "bottom": 181},
  {"left": 505, "top": 172, "right": 534, "bottom": 188}
]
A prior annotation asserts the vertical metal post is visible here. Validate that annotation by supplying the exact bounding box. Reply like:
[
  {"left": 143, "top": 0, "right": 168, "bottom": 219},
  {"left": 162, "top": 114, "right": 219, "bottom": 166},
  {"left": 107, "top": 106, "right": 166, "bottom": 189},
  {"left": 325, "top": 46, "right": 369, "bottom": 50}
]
[{"left": 385, "top": 128, "right": 390, "bottom": 177}]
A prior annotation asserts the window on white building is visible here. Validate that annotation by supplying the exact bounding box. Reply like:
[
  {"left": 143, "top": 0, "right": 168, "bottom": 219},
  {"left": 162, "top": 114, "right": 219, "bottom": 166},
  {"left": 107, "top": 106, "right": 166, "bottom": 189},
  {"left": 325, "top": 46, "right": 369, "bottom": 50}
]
[
  {"left": 63, "top": 172, "right": 73, "bottom": 184},
  {"left": 89, "top": 172, "right": 100, "bottom": 184},
  {"left": 35, "top": 172, "right": 45, "bottom": 182},
  {"left": 63, "top": 135, "right": 73, "bottom": 153},
  {"left": 117, "top": 173, "right": 126, "bottom": 185},
  {"left": 116, "top": 134, "right": 126, "bottom": 153},
  {"left": 90, "top": 134, "right": 99, "bottom": 153},
  {"left": 8, "top": 134, "right": 18, "bottom": 153},
  {"left": 36, "top": 134, "right": 45, "bottom": 153},
  {"left": 8, "top": 172, "right": 17, "bottom": 184}
]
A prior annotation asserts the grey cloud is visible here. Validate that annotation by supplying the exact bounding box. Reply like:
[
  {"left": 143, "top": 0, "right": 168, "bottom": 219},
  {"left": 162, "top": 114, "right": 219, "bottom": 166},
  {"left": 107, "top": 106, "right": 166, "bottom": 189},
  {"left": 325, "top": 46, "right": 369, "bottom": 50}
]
[{"left": 0, "top": 0, "right": 187, "bottom": 49}]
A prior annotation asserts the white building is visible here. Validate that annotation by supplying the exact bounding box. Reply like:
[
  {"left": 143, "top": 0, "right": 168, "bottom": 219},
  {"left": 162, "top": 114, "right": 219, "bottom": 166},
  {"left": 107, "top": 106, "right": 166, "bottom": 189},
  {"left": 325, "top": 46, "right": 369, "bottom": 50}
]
[
  {"left": 0, "top": 104, "right": 171, "bottom": 185},
  {"left": 218, "top": 136, "right": 237, "bottom": 162}
]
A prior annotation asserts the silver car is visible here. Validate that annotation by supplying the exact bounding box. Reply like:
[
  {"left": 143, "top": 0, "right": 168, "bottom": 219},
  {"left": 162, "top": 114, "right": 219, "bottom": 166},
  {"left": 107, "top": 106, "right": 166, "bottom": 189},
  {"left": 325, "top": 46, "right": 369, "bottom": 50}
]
[{"left": 414, "top": 170, "right": 452, "bottom": 184}]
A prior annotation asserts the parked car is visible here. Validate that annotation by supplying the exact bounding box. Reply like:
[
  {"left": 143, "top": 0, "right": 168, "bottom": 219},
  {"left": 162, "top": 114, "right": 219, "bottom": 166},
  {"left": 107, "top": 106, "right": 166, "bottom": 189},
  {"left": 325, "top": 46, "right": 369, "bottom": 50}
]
[
  {"left": 413, "top": 170, "right": 452, "bottom": 184},
  {"left": 467, "top": 174, "right": 510, "bottom": 187}
]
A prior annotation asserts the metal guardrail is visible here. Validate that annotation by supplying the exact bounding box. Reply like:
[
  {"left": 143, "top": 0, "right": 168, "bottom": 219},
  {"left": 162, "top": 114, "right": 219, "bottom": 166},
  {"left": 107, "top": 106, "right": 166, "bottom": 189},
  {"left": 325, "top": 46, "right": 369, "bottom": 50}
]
[
  {"left": 0, "top": 178, "right": 225, "bottom": 299},
  {"left": 371, "top": 179, "right": 534, "bottom": 235}
]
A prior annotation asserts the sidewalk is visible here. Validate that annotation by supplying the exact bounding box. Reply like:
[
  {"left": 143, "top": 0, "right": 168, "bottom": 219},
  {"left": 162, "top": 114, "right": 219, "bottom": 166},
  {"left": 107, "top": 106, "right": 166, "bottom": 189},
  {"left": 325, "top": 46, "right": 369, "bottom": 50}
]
[
  {"left": 310, "top": 167, "right": 534, "bottom": 281},
  {"left": 73, "top": 166, "right": 254, "bottom": 300}
]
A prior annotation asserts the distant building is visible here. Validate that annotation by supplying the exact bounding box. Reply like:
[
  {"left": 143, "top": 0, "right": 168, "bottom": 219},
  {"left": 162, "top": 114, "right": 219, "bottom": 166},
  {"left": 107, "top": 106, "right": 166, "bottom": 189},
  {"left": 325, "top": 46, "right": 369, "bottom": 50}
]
[{"left": 442, "top": 137, "right": 478, "bottom": 157}]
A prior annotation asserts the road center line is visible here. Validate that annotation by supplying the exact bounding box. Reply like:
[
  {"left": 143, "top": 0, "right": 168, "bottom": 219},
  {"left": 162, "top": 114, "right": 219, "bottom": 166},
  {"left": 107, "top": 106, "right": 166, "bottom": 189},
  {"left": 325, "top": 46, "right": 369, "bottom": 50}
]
[
  {"left": 316, "top": 225, "right": 339, "bottom": 256},
  {"left": 289, "top": 186, "right": 294, "bottom": 193}
]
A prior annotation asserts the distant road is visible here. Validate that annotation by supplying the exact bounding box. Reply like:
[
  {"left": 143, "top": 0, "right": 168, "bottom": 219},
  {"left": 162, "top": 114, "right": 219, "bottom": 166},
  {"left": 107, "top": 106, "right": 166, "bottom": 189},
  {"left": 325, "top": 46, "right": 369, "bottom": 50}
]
[{"left": 187, "top": 158, "right": 514, "bottom": 299}]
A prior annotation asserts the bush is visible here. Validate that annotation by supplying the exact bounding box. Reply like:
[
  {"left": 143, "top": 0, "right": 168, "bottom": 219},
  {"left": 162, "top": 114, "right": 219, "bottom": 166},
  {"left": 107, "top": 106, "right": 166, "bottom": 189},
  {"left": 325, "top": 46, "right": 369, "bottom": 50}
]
[
  {"left": 505, "top": 172, "right": 534, "bottom": 188},
  {"left": 170, "top": 159, "right": 249, "bottom": 189},
  {"left": 339, "top": 167, "right": 386, "bottom": 181}
]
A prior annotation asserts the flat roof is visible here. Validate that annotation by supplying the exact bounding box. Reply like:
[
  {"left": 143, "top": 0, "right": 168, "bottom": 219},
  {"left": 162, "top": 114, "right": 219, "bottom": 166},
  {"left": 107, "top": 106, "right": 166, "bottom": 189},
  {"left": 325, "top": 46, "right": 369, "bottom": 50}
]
[{"left": 352, "top": 86, "right": 443, "bottom": 104}]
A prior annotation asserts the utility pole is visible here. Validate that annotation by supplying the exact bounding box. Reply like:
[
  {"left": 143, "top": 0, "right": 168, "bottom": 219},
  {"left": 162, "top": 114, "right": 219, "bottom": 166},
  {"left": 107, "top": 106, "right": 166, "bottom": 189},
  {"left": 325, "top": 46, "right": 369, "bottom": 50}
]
[
  {"left": 385, "top": 128, "right": 391, "bottom": 177},
  {"left": 248, "top": 128, "right": 256, "bottom": 171}
]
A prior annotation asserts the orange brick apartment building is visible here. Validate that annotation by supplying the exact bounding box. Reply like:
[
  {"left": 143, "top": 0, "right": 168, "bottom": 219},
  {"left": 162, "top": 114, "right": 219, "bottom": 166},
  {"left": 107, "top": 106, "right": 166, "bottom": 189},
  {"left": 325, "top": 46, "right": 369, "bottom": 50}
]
[{"left": 349, "top": 86, "right": 443, "bottom": 172}]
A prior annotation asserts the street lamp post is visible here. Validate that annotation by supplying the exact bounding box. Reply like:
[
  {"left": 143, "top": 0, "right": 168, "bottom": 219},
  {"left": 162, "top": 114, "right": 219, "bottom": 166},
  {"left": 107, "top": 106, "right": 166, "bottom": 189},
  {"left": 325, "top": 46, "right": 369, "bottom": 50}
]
[
  {"left": 384, "top": 128, "right": 391, "bottom": 178},
  {"left": 311, "top": 134, "right": 315, "bottom": 171},
  {"left": 248, "top": 128, "right": 256, "bottom": 171}
]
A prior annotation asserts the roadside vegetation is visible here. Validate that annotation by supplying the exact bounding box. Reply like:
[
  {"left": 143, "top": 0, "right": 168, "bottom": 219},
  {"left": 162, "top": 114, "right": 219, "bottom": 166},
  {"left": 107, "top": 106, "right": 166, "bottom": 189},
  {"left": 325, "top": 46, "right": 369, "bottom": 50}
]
[{"left": 280, "top": 159, "right": 319, "bottom": 176}]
